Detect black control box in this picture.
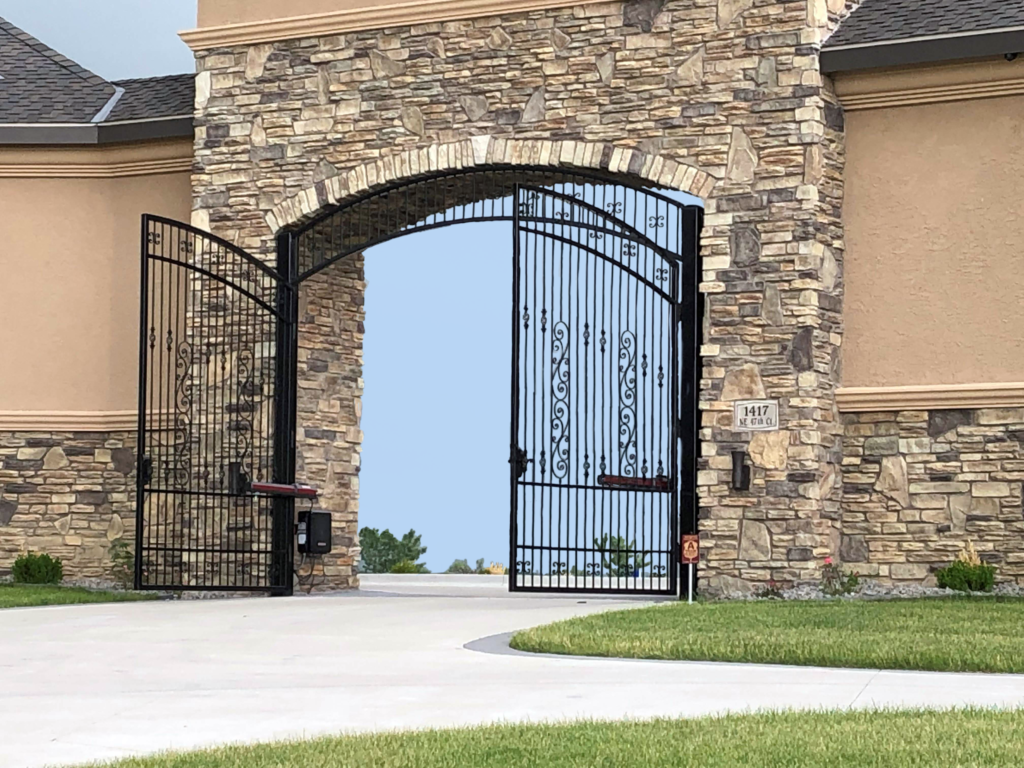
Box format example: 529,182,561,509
297,510,332,555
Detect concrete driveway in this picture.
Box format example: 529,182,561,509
3,576,1024,768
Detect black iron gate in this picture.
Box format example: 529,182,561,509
510,184,699,595
135,215,295,592
137,168,699,597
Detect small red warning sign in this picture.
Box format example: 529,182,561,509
681,535,699,565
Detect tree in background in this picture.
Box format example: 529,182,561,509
445,558,490,574
359,528,429,573
594,534,650,577
445,558,473,574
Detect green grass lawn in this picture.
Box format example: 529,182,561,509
511,597,1024,673
0,583,157,609
97,710,1024,768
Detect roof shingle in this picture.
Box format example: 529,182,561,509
109,74,195,122
0,16,114,123
827,0,1024,48
0,15,193,126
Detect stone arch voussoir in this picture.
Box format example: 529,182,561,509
266,138,715,234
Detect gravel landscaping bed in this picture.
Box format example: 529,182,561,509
735,579,1024,602
733,581,1024,606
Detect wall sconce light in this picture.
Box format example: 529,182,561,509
732,450,751,491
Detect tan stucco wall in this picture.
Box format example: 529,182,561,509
189,0,610,44
0,140,192,414
840,68,1024,388
199,0,392,26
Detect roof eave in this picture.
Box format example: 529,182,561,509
822,28,1024,74
0,115,194,145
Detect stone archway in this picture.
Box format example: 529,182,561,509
265,138,716,233
189,0,851,595
280,159,706,591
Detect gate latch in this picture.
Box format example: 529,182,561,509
510,446,532,479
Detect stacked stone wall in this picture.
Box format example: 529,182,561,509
192,0,856,593
841,409,1024,584
294,256,366,589
0,432,136,580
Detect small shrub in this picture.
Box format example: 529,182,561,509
938,541,995,592
485,562,505,575
937,561,995,592
821,557,859,596
474,558,487,574
390,560,430,574
445,558,473,574
108,538,135,590
12,552,64,584
937,543,995,592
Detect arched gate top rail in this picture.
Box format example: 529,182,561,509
285,166,703,286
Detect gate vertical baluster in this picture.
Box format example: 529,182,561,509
135,216,150,590
671,216,683,597
509,185,522,590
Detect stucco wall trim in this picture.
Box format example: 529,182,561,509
181,0,610,49
0,139,193,178
837,383,1024,413
0,157,193,178
839,77,1024,110
835,57,1024,111
0,411,139,431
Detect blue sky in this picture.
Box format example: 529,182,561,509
2,1,197,80
360,224,513,571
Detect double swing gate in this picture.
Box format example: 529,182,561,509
136,169,701,596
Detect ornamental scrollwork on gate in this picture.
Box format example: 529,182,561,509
618,330,638,477
232,348,257,485
583,323,591,481
170,337,195,489
550,320,570,480
518,191,541,217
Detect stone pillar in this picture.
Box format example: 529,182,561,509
695,17,848,596
294,254,365,589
